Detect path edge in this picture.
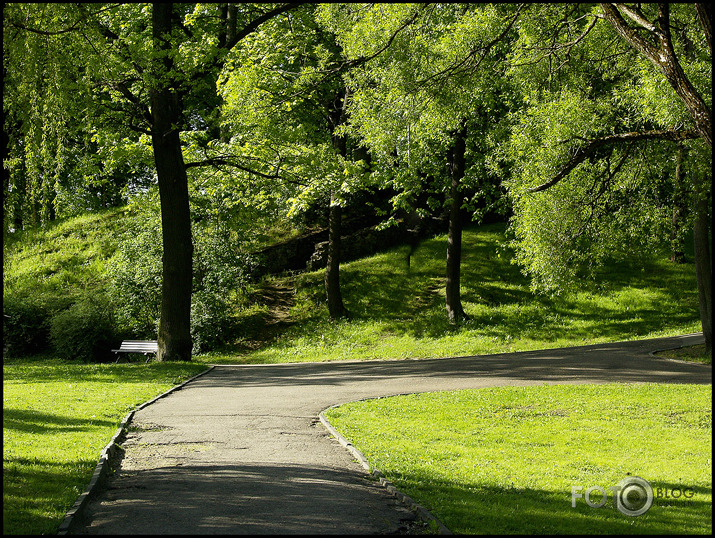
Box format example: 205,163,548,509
648,332,707,362
319,403,453,535
56,365,215,535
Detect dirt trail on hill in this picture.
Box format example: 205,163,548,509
235,279,297,351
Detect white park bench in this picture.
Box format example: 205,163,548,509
112,340,158,363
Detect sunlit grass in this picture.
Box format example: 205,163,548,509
200,223,701,365
324,383,712,534
2,359,209,535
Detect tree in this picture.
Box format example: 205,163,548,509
320,3,521,323
218,4,371,320
5,3,301,360
504,3,711,350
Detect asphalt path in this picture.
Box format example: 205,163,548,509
76,334,711,535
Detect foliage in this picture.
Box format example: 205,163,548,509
2,4,154,230
319,3,519,221
217,3,373,220
49,292,116,362
106,209,163,338
190,217,257,353
325,383,712,534
502,3,711,293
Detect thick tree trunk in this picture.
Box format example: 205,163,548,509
325,192,349,319
151,3,193,361
693,171,712,353
446,127,469,324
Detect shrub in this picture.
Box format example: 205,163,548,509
3,294,54,357
108,209,256,353
49,293,117,362
190,222,256,353
107,212,163,338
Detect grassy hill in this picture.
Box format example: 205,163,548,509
204,221,702,364
3,208,703,363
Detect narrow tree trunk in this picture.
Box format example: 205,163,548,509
151,3,193,361
325,191,349,319
446,127,469,324
693,171,712,353
670,144,687,263
324,88,350,320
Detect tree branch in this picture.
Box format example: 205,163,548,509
600,3,712,147
184,155,306,186
6,4,121,36
528,128,699,193
224,3,306,51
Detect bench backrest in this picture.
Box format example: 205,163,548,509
117,340,158,352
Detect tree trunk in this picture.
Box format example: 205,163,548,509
325,191,349,319
151,3,193,361
325,88,350,320
670,144,687,263
446,127,469,324
693,170,712,353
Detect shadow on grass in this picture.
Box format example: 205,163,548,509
3,456,97,535
3,408,116,433
3,362,209,386
395,476,712,534
333,223,700,343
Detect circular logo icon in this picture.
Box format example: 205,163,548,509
615,476,653,516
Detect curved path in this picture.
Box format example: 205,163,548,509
76,334,710,534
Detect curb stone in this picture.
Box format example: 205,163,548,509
319,404,453,535
648,332,707,361
56,365,215,535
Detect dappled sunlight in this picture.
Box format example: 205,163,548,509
219,223,700,364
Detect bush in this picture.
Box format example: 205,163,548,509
3,295,54,357
108,209,256,353
190,222,255,353
49,294,117,362
106,211,163,339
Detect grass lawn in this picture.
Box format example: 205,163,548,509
3,220,707,535
198,223,702,365
2,358,209,535
655,344,712,365
324,383,712,535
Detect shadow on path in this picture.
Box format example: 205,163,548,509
74,335,711,535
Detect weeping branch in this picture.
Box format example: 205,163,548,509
528,128,699,193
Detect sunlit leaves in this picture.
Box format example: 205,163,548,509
501,3,711,294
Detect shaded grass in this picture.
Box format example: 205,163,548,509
655,344,712,365
324,383,712,535
2,359,209,535
200,223,701,365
